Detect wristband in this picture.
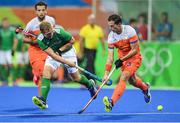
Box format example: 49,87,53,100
105,63,112,71
57,49,62,56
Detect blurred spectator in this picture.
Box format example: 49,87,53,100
0,17,18,85
79,14,105,79
137,13,148,41
119,12,128,25
23,1,56,87
155,12,173,41
14,32,29,84
129,18,139,33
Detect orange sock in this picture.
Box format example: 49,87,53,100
111,80,126,105
133,76,148,91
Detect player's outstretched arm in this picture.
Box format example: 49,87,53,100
121,42,138,61
15,27,38,45
59,38,74,52
23,36,38,45
103,49,114,82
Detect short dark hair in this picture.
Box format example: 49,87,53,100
129,18,137,24
108,14,122,24
2,17,8,22
161,12,168,22
162,12,168,18
162,12,168,17
35,1,47,10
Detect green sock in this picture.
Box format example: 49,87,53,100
11,66,17,81
1,66,8,81
78,74,92,88
21,66,26,78
18,66,25,78
40,78,51,101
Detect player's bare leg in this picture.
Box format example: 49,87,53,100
129,75,151,103
103,71,130,112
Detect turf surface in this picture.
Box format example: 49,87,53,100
0,86,180,122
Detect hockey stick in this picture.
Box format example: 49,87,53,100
76,65,112,86
15,27,37,38
15,27,112,86
78,66,116,114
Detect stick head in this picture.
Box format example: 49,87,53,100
78,110,84,114
106,79,113,86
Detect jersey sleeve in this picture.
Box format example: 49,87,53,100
10,27,16,38
57,28,72,42
24,21,33,32
107,31,115,49
37,34,48,50
51,17,56,27
98,26,104,38
79,26,86,37
167,23,173,33
127,26,138,44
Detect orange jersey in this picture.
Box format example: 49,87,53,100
25,16,55,64
108,25,141,61
28,29,47,64
25,16,55,77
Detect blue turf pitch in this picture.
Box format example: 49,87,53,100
0,86,180,122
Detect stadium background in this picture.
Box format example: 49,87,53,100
1,0,180,122
0,0,179,88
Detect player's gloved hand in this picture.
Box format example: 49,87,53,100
11,50,15,56
15,27,23,34
114,59,123,69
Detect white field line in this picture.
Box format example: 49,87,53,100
0,112,180,117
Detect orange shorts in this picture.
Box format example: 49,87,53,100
121,58,142,76
29,45,47,77
31,60,45,77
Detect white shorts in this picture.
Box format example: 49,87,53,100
0,50,12,65
16,52,29,64
45,47,78,73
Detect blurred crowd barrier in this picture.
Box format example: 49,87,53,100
0,0,180,41
95,0,180,41
0,0,180,87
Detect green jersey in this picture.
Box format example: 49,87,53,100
0,27,16,50
37,28,72,53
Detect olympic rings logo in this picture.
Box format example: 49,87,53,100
138,47,173,76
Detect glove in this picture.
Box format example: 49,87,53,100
114,59,123,69
57,49,62,56
11,50,15,56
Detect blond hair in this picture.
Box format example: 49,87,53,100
39,21,52,33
